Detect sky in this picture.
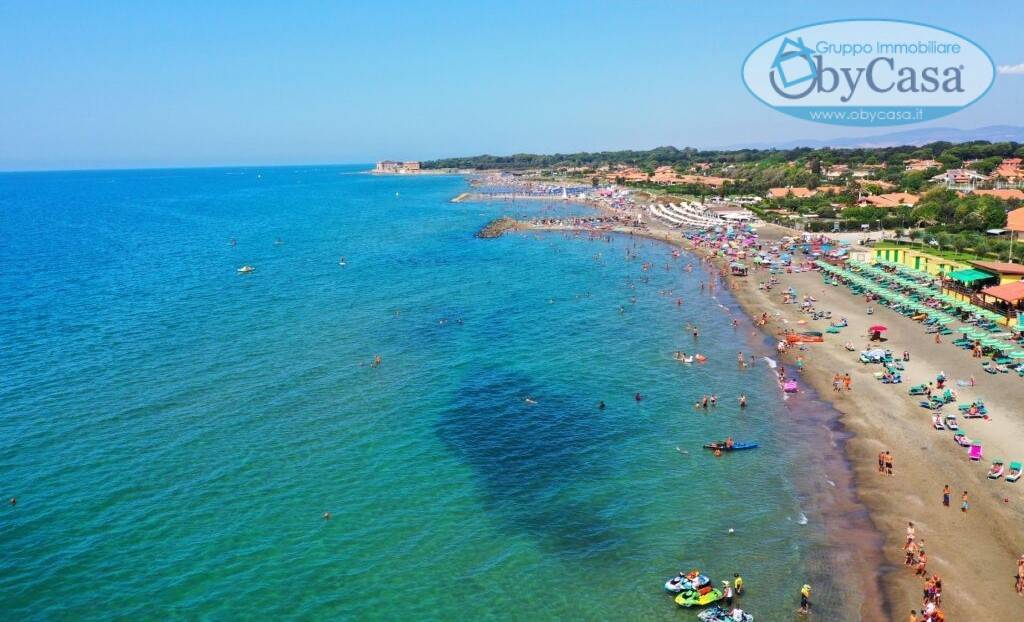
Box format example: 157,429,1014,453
1,1,1023,171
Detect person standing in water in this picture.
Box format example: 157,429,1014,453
799,584,812,613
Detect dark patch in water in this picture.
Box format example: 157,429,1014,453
436,368,621,557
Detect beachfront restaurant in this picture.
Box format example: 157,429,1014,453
976,281,1024,325
941,263,1024,325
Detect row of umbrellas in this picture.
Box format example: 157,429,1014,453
816,260,1024,359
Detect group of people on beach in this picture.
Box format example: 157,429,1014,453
904,522,945,621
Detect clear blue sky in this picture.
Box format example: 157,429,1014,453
2,1,1022,170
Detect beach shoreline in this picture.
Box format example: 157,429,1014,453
480,207,1024,620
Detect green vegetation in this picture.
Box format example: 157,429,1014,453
875,233,1020,264
426,141,1024,236
423,142,1024,174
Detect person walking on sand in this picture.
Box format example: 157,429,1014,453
885,451,894,476
843,373,852,391
833,373,842,392
878,452,886,475
905,522,915,548
942,484,950,507
915,551,928,576
961,490,969,513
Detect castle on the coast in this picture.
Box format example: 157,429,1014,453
374,160,421,174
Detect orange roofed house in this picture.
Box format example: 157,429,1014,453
857,192,920,208
767,187,817,199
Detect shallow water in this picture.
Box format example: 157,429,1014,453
0,167,874,619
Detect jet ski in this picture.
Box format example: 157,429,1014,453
698,605,754,622
664,571,710,593
674,586,724,607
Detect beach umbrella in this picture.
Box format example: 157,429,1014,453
869,325,888,333
1009,350,1024,359
938,317,954,325
958,326,974,334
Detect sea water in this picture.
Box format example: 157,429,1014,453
0,166,874,620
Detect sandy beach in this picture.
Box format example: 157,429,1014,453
510,214,1024,620
725,229,1024,621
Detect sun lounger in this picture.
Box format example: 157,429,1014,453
969,444,983,461
988,459,1004,479
1006,462,1022,483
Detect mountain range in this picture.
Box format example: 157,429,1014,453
727,125,1024,150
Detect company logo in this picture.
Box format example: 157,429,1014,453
742,20,995,126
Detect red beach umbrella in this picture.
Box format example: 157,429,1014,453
869,325,888,333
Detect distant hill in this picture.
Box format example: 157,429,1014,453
730,125,1024,150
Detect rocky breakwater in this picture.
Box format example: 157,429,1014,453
475,217,522,238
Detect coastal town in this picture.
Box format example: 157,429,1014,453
448,141,1024,621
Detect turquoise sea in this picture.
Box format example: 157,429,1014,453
0,166,879,620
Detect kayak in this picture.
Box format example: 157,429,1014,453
703,441,758,451
698,605,753,622
675,587,724,607
664,572,710,593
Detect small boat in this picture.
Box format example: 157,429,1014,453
988,459,1005,479
675,586,724,608
698,606,753,622
665,571,710,593
704,441,758,451
237,265,255,274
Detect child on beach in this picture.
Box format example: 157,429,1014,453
961,491,969,513
942,484,950,507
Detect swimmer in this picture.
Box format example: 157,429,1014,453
9,497,15,506
323,511,331,520
739,394,747,408
598,400,606,410
635,392,643,402
524,396,537,405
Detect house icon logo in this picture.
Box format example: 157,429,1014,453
770,36,817,89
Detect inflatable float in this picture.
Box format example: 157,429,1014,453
782,380,798,393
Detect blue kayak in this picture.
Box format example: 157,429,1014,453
703,441,758,451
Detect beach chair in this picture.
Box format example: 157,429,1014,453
988,459,1005,479
969,444,983,461
908,384,928,396
1006,462,1022,483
